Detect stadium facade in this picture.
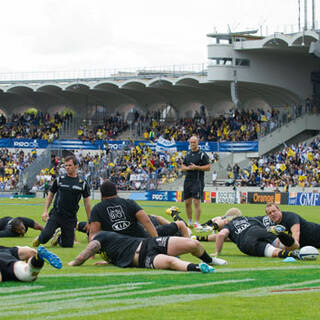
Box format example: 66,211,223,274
0,29,319,122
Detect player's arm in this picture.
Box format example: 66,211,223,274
194,163,211,171
181,163,190,171
0,229,15,237
136,210,158,237
290,223,301,247
213,228,230,257
83,197,91,232
33,221,44,231
89,221,102,241
156,215,170,225
42,191,54,222
68,240,101,266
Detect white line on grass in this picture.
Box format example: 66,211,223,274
0,279,254,317
0,285,44,293
41,265,320,278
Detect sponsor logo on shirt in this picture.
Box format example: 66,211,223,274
112,221,131,231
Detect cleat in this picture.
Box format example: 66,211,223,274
38,246,62,269
291,249,302,260
210,257,228,266
32,236,40,247
165,207,187,225
193,222,201,228
199,262,215,273
51,228,61,246
267,225,286,235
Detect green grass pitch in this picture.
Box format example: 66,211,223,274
0,198,320,320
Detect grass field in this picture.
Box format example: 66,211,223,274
0,198,320,320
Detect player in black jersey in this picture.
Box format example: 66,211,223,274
33,155,91,248
0,216,43,237
0,245,61,282
213,215,301,260
265,203,320,248
181,136,210,227
68,230,227,271
89,180,158,239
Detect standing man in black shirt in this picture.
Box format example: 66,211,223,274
214,216,301,259
0,216,43,237
33,155,91,248
265,203,320,248
181,136,210,228
89,180,158,239
68,230,226,271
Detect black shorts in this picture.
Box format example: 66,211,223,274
157,223,179,237
238,227,277,257
0,251,19,281
138,237,169,269
0,246,19,258
77,221,89,234
183,180,204,200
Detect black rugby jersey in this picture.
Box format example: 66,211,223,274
183,149,209,181
50,175,91,218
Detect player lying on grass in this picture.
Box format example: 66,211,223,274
212,214,303,259
0,245,62,282
0,216,43,237
166,206,239,241
264,203,320,248
68,230,227,273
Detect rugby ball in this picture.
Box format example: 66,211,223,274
299,246,319,261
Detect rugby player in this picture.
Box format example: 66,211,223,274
181,135,210,227
68,231,228,271
0,245,61,282
89,180,158,239
0,216,43,237
265,203,320,248
33,155,91,248
213,215,301,259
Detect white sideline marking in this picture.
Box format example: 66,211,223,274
0,279,254,316
41,265,320,278
0,283,151,306
0,285,44,293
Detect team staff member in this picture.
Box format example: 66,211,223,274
0,245,61,282
33,155,91,248
89,180,158,240
69,230,227,271
0,216,43,237
213,215,300,260
265,203,320,248
181,136,210,228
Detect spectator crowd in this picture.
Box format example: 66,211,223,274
0,111,72,141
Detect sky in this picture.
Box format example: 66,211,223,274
0,0,316,74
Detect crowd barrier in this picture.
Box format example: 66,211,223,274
128,190,320,206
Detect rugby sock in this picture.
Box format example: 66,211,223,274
277,233,295,247
196,235,208,241
31,256,44,268
187,263,201,272
199,251,212,263
201,220,219,230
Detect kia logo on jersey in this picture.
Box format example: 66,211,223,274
112,221,131,231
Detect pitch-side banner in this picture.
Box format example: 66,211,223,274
0,139,258,152
247,192,288,205
288,192,320,206
216,191,240,204
129,191,177,201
